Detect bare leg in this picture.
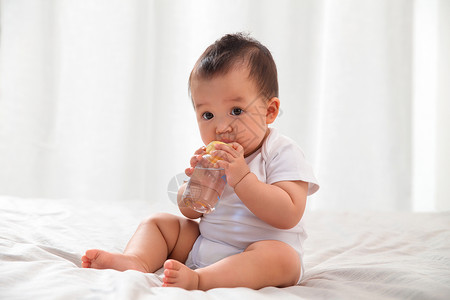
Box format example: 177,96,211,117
82,213,199,273
162,240,301,290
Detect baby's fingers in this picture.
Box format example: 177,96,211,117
215,142,243,158
189,154,203,168
185,167,195,177
194,146,206,155
216,160,229,170
210,150,232,162
228,142,245,156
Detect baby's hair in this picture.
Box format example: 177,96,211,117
189,32,278,100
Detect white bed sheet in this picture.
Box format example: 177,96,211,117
0,195,449,299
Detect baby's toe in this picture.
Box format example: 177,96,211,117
85,249,100,260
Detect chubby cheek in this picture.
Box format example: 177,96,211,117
239,129,268,156
197,123,214,145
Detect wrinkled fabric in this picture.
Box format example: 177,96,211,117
0,196,449,300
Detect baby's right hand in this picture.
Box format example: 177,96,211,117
185,146,206,177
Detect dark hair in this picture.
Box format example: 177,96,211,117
189,33,278,99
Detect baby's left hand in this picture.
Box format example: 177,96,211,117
214,142,250,188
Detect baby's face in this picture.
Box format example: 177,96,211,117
190,67,270,157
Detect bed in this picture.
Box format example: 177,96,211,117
1,195,449,299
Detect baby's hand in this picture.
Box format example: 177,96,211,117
185,146,206,177
214,142,251,188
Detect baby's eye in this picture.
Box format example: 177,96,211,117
231,107,243,116
202,112,214,120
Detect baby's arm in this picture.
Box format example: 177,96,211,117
235,175,308,229
215,142,308,229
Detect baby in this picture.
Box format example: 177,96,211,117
82,33,319,290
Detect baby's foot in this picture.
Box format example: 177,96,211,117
162,259,199,290
81,249,148,272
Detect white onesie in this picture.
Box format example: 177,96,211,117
185,128,319,281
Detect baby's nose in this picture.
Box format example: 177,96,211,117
215,120,233,134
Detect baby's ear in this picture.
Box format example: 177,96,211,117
266,97,280,124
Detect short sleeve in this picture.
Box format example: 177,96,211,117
262,130,319,196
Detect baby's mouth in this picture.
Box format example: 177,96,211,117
216,135,235,144
219,139,234,144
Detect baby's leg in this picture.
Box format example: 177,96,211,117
162,240,301,290
82,213,199,273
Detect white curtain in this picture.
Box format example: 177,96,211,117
0,0,449,212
